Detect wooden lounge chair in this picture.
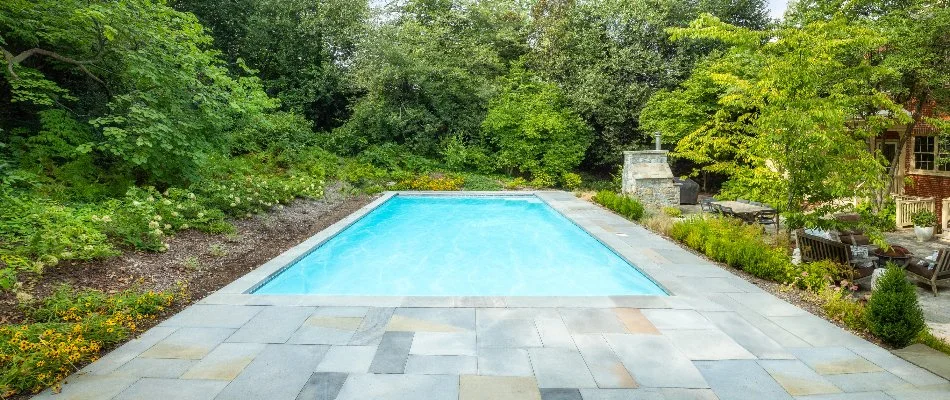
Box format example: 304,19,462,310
906,250,950,296
795,229,877,282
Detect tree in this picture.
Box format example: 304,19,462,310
481,66,592,182
641,15,906,225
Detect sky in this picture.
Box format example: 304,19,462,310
768,0,790,19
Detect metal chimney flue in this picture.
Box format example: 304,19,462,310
654,132,662,151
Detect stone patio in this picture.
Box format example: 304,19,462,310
35,191,950,399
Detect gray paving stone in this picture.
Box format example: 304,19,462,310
770,315,875,348
886,384,950,400
528,348,598,388
726,293,808,317
181,342,266,380
477,318,542,347
789,347,884,375
389,307,475,332
311,306,369,317
289,325,357,345
680,277,746,293
32,374,138,400
227,306,315,343
405,355,477,374
850,346,948,387
457,296,506,307
695,360,793,400
559,309,628,334
702,311,794,359
216,344,329,400
663,329,756,360
605,334,708,388
295,372,348,400
112,357,196,378
758,359,841,396
892,344,950,381
477,347,533,376
573,334,637,389
335,373,459,400
316,345,378,373
159,304,262,328
641,309,713,330
140,327,235,360
824,371,913,392
578,388,718,400
410,331,476,356
792,392,895,400
460,375,541,400
113,378,228,400
477,307,559,321
349,307,395,345
705,294,812,348
83,326,177,375
537,317,576,348
541,388,583,400
369,331,414,373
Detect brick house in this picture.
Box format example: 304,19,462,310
875,101,950,229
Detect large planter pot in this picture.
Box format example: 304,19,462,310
915,225,934,242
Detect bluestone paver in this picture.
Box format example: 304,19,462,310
368,331,414,374
226,306,315,343
824,371,913,392
892,344,950,380
663,329,756,360
294,372,348,400
695,360,793,400
528,348,598,388
180,342,266,380
537,317,576,348
316,345,378,373
726,293,807,317
32,374,138,400
476,347,534,376
335,373,459,400
559,308,627,334
410,331,476,356
477,318,542,347
770,315,875,348
139,327,235,360
540,388,583,400
112,378,228,400
311,306,369,317
111,357,196,378
758,359,841,396
640,309,712,330
789,347,884,375
83,326,177,375
159,304,262,328
405,355,477,374
850,345,947,386
349,307,396,345
613,308,659,335
215,344,329,400
388,307,475,332
289,317,359,345
459,375,541,400
605,334,708,388
573,334,637,389
578,388,719,400
702,311,794,359
792,392,895,400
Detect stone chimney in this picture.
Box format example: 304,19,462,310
621,150,679,206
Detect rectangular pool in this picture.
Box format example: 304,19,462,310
253,195,666,296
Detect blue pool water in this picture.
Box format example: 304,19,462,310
254,195,666,296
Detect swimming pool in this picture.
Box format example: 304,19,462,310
253,194,666,296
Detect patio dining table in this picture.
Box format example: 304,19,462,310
711,200,779,228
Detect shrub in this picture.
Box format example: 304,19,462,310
667,216,791,282
592,191,645,221
460,174,503,191
505,177,528,190
662,206,682,218
396,174,465,191
866,266,926,347
911,209,936,227
789,260,843,293
560,173,582,190
821,286,868,332
1,286,180,395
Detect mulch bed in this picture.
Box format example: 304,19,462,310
0,187,376,325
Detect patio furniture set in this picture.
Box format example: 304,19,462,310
796,227,950,295
701,198,780,230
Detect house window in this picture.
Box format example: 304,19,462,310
914,136,950,171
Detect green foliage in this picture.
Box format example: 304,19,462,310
789,260,844,293
867,266,926,347
482,67,593,180
592,191,645,221
560,173,582,191
911,210,936,227
662,207,683,218
1,285,179,396
856,200,896,232
668,216,791,282
821,286,869,333
460,173,504,191
916,330,950,357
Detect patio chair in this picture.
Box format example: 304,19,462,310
906,250,950,296
700,198,714,213
756,209,779,231
795,229,877,283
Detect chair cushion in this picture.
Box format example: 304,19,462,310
907,259,935,278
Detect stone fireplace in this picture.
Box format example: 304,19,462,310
621,150,679,206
